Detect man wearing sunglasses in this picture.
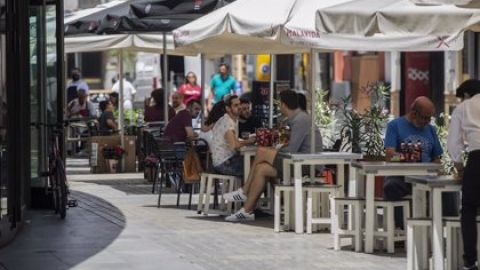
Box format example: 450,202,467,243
383,96,443,228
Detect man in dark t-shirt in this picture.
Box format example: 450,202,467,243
238,98,261,136
164,99,201,143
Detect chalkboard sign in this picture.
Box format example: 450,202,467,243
251,80,290,128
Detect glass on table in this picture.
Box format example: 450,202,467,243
241,132,250,140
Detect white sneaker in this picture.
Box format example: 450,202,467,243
225,208,255,222
223,189,247,202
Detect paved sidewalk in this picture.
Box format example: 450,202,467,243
0,159,406,270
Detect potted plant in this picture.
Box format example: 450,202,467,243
360,81,390,160
337,95,363,153
102,145,126,173
314,89,336,149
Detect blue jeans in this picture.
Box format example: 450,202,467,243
214,155,244,177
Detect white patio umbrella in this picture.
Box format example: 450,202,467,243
316,0,480,39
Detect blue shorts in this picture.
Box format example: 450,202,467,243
214,154,244,177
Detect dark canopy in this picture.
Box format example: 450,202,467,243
65,0,234,36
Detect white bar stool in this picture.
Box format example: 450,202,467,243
197,173,241,216
374,199,410,253
304,184,341,234
333,197,365,252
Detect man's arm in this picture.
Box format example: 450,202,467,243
225,130,254,151
447,107,465,164
281,117,308,153
383,121,399,161
185,127,197,139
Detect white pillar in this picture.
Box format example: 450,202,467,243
162,32,169,123
389,52,401,117
269,55,276,128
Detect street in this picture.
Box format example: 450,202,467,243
0,159,405,270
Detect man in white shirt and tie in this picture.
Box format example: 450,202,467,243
447,79,480,270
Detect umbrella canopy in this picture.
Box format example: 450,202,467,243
64,33,196,55
316,0,480,38
174,0,465,54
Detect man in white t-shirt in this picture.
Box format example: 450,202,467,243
211,95,255,176
67,89,95,118
112,76,137,110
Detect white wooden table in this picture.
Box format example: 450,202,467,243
239,145,258,183
279,152,362,234
405,175,461,270
351,162,442,253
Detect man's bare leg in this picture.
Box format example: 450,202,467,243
243,162,278,213
243,147,277,194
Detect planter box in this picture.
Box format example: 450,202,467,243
89,135,136,173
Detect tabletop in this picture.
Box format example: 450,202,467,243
278,152,362,161
352,161,442,172
405,175,461,187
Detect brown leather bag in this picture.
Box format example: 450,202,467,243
182,148,203,183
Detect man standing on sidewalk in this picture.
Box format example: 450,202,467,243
447,81,480,270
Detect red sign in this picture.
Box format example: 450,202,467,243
403,52,431,113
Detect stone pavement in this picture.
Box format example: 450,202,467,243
0,158,406,270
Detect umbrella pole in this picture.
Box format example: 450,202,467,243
163,32,169,124
310,49,316,177
119,49,125,171
269,54,276,128
200,53,206,123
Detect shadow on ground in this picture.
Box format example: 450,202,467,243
0,191,126,270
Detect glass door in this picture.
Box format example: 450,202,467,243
0,0,8,218
29,4,45,187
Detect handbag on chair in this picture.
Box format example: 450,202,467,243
182,147,203,183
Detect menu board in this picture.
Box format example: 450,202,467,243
251,80,290,128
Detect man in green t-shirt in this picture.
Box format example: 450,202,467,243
208,63,236,110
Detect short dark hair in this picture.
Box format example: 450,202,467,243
205,100,225,126
219,63,230,71
187,99,201,108
297,93,307,111
239,97,250,104
224,95,239,107
279,90,299,110
109,92,119,99
457,79,480,98
99,101,109,112
150,88,165,106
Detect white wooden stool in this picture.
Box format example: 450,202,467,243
274,184,295,232
444,217,462,270
374,199,410,253
443,217,480,270
197,173,241,216
333,197,365,252
406,218,432,270
304,184,341,234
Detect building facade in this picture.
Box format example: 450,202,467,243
0,0,64,246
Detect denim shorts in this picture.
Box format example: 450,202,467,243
214,154,244,177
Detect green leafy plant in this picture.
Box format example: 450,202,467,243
432,113,456,175
360,82,390,158
337,95,363,153
335,81,390,156
314,89,336,148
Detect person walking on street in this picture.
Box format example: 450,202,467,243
178,71,201,105
66,67,89,104
112,74,137,110
208,63,236,110
447,80,480,270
